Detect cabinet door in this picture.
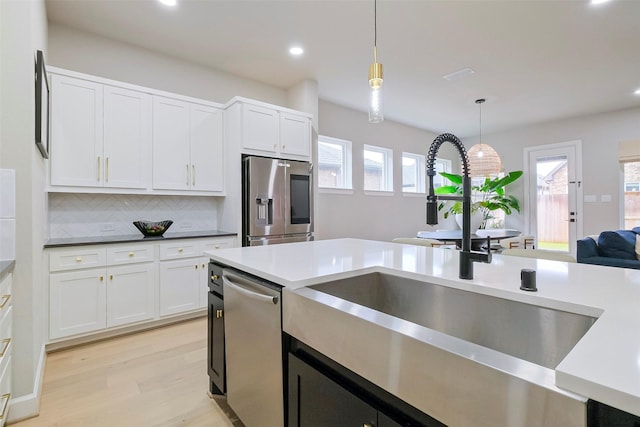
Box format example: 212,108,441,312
207,291,225,394
50,268,106,339
288,354,377,427
152,96,191,190
159,259,201,316
280,112,311,159
50,75,103,187
106,263,155,327
190,104,224,192
103,85,151,189
241,103,279,154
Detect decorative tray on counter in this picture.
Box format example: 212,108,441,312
133,220,173,237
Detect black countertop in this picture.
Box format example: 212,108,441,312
45,230,237,248
0,260,15,280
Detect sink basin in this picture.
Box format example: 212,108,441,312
309,272,597,370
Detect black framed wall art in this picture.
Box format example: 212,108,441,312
35,49,49,159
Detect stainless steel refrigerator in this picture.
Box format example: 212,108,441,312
242,156,314,246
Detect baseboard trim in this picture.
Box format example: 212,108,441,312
7,344,46,423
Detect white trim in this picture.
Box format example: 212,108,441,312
48,66,225,108
363,144,393,192
318,188,354,195
7,344,46,423
402,192,426,198
364,190,394,197
317,135,353,191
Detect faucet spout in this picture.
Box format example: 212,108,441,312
426,133,492,279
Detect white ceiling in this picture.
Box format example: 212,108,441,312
46,0,640,138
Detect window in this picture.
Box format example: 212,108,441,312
623,161,640,229
364,145,393,192
432,158,452,190
317,136,352,190
402,153,425,193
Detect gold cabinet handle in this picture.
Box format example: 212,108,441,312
105,157,109,182
216,309,223,319
214,245,220,249
128,252,134,257
97,156,101,181
0,295,10,309
195,264,198,270
282,144,286,150
0,338,10,357
202,263,205,269
76,256,83,262
211,274,219,281
109,274,113,280
0,393,10,419
192,164,196,186
178,248,184,253
273,143,277,149
99,276,104,282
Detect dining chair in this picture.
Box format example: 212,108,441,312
392,237,448,247
501,248,576,262
499,235,536,250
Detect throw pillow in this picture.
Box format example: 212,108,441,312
633,226,640,235
597,230,637,260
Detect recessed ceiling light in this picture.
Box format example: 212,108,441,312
634,88,640,96
158,0,177,6
289,47,304,56
590,0,612,5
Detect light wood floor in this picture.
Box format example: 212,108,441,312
11,317,243,427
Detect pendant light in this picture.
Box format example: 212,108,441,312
468,98,502,177
368,0,384,123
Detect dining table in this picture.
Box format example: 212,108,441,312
416,229,521,250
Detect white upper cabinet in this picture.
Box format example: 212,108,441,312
152,96,191,191
152,97,224,193
50,75,104,187
242,104,280,154
280,112,311,158
103,85,152,189
231,98,312,161
190,104,224,192
48,68,225,195
50,76,151,189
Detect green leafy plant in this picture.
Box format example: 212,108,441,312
435,171,523,229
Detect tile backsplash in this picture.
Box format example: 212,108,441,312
49,193,220,238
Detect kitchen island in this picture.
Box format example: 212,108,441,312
206,238,640,426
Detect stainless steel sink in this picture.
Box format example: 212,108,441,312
309,272,597,370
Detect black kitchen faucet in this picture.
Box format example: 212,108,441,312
426,133,491,279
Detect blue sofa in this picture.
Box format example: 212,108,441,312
577,227,640,269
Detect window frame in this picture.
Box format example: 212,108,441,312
317,135,353,192
363,144,394,194
401,152,425,194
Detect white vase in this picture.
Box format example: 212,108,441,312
455,211,484,234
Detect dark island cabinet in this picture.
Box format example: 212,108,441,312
207,288,225,394
288,353,427,427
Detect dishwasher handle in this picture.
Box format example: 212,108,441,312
223,274,279,305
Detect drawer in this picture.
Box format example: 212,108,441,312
201,237,235,252
50,247,107,272
0,307,10,372
208,263,224,295
0,355,10,427
107,244,154,265
159,241,199,260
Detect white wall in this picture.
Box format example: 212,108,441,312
317,101,459,242
473,106,640,235
48,23,287,107
0,0,48,420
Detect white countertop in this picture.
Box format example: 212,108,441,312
206,238,640,417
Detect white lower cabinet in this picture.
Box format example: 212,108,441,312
159,258,201,316
159,237,235,314
0,272,12,427
48,236,235,342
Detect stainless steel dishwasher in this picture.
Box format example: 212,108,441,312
222,268,283,427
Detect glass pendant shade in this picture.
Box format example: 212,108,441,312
369,85,383,123
468,143,502,177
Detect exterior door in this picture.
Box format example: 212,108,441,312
525,141,583,256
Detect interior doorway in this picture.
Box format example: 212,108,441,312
524,141,583,257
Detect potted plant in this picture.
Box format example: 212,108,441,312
435,170,523,230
